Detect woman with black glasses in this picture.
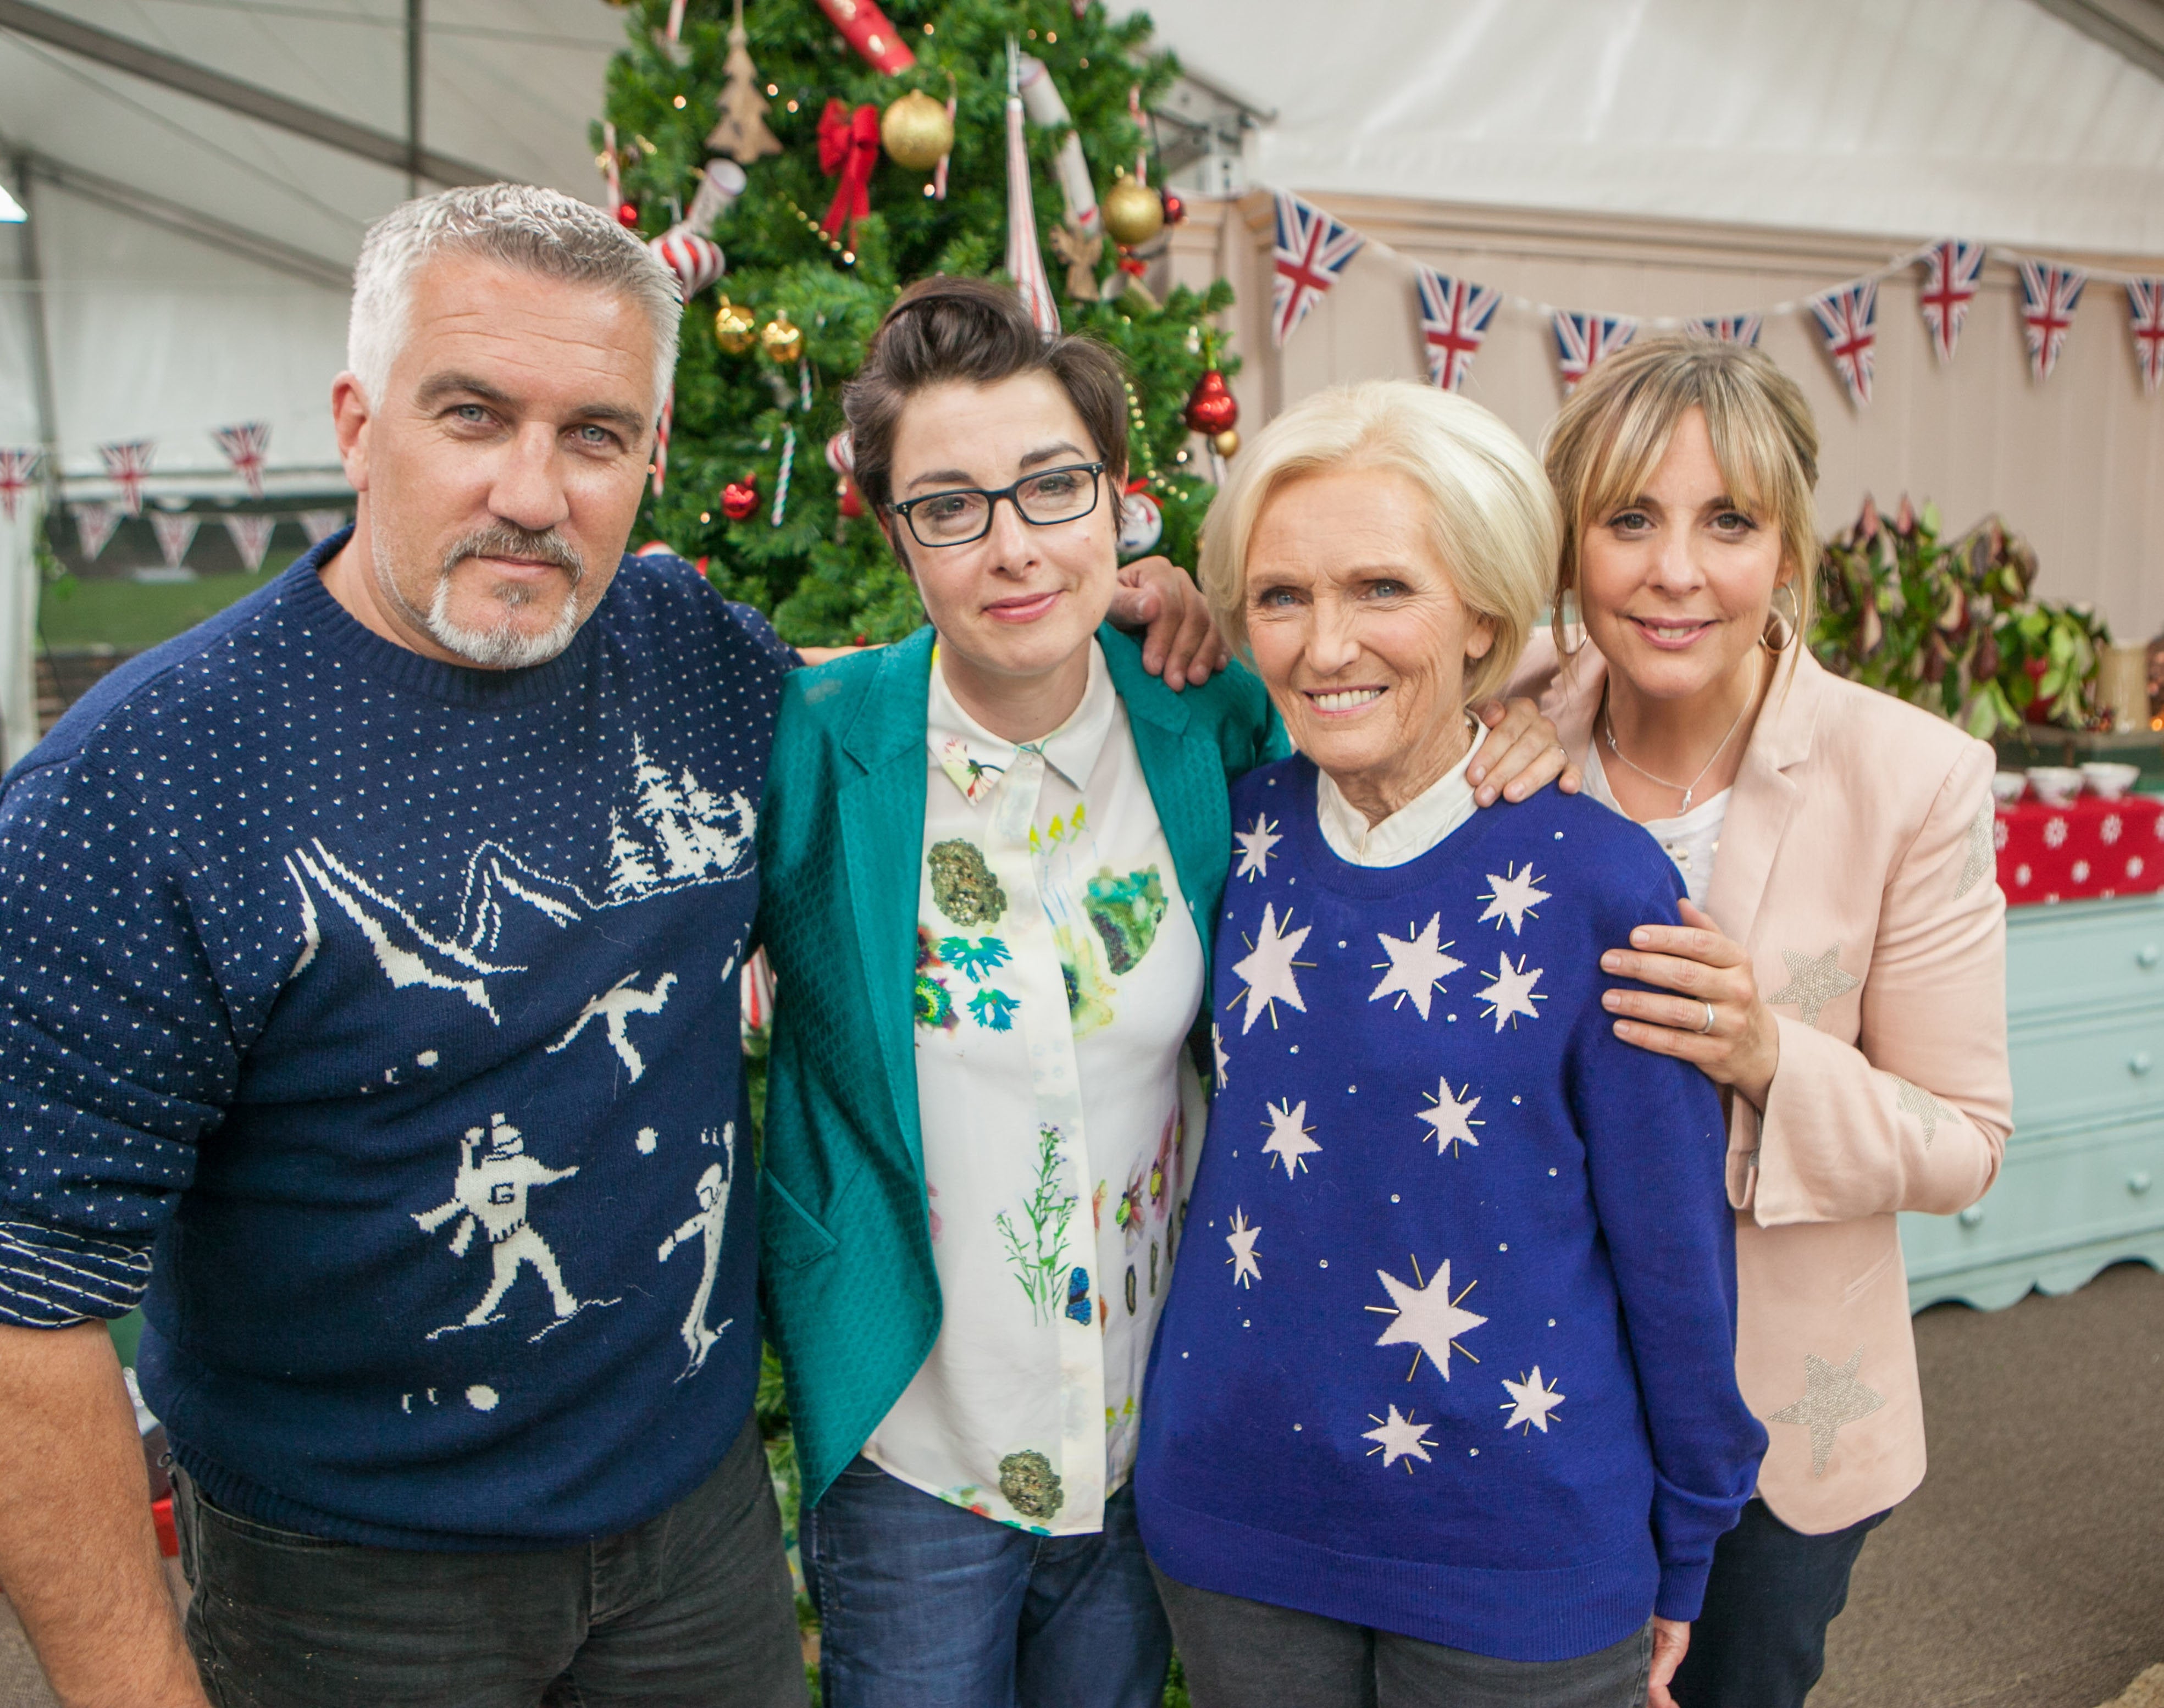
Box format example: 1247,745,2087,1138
751,275,1285,1707
753,276,1570,1705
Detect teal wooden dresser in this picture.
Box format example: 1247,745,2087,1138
1901,891,2164,1310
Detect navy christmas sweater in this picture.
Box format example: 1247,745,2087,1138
0,534,790,1548
1135,755,1764,1661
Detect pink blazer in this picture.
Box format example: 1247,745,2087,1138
1513,634,2011,1533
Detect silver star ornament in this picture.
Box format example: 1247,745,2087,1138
1894,1077,1951,1148
1766,945,1859,1028
1767,1345,1885,1477
1955,801,1995,899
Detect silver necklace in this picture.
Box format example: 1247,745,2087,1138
1601,669,1758,814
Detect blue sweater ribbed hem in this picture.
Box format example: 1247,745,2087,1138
1141,1490,1658,1662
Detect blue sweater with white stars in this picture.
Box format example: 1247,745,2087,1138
0,534,790,1549
1135,755,1764,1662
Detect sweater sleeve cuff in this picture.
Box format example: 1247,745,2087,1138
1654,1557,1714,1624
0,1218,154,1328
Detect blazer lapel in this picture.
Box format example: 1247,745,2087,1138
1706,647,1822,948
839,629,936,1172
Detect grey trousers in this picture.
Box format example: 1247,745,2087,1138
1152,1566,1653,1708
174,1413,806,1708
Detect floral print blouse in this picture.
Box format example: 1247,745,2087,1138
862,641,1206,1535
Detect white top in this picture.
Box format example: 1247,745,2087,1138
866,641,1206,1535
1582,742,1730,908
1310,720,1492,868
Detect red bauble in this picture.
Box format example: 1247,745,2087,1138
721,477,760,520
1161,190,1186,225
616,201,640,228
837,473,865,519
1183,368,1239,436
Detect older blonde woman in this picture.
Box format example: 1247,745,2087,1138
1133,380,1763,1708
1515,335,2011,1708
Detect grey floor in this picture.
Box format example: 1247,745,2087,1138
3,1263,2160,1708
1814,1258,2164,1708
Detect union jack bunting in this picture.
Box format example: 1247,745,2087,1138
212,422,272,498
1271,191,1365,348
72,502,119,562
151,511,199,570
222,513,278,573
1414,268,1501,392
298,509,350,546
1917,241,1984,364
0,448,40,523
2128,281,2164,395
1549,312,1636,393
98,439,154,515
2018,260,2086,382
1808,280,1879,409
1693,315,1762,346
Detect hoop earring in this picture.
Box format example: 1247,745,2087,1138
1761,582,1800,654
1555,586,1589,658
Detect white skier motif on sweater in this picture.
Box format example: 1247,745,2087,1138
414,1114,585,1338
549,971,677,1080
657,1124,737,1379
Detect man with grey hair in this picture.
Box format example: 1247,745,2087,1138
0,181,1221,1707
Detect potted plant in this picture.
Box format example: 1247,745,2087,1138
1811,497,2107,740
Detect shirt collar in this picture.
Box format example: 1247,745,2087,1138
927,638,1116,802
1315,719,1490,868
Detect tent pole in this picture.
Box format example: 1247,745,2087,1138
24,151,348,290
0,0,496,186
5,153,56,768
405,0,423,198
9,154,60,509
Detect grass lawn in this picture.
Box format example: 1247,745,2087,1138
39,561,298,653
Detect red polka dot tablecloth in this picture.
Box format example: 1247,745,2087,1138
1995,794,2164,906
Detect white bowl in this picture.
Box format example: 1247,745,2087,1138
1990,772,2029,805
2027,766,2085,806
2080,762,2141,800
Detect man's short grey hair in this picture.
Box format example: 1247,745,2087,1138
347,182,683,419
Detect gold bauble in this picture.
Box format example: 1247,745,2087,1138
881,89,953,173
1101,176,1165,249
1212,427,1240,458
713,296,756,355
759,310,804,364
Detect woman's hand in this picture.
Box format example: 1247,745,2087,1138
1108,556,1230,689
1647,1617,1690,1708
1466,697,1580,806
1601,900,1779,1109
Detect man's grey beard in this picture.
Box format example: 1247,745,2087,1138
373,524,587,669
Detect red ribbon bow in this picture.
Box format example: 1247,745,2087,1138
818,99,881,239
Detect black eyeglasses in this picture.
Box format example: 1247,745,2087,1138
887,462,1107,548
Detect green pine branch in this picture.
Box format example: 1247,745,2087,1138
599,0,1239,645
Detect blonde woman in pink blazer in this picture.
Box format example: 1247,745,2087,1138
1509,335,2011,1708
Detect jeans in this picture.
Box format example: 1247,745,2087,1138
1672,1497,1889,1708
1151,1566,1653,1708
801,1457,1171,1708
173,1412,806,1708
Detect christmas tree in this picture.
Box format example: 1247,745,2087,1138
597,0,1237,646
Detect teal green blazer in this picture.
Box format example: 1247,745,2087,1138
755,624,1284,1507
